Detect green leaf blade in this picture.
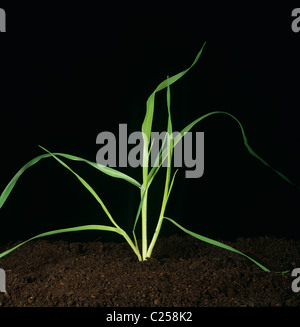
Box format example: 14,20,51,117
0,153,51,210
173,111,300,190
56,152,141,188
141,42,206,144
39,147,120,229
0,150,141,212
0,225,122,259
164,217,272,272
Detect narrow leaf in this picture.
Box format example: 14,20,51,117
173,111,300,189
0,225,122,259
0,150,141,211
164,217,272,272
167,169,179,201
141,42,206,144
39,147,121,229
54,151,141,188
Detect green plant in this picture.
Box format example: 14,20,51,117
0,43,298,273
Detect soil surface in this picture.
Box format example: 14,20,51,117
0,234,300,307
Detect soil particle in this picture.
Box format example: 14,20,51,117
0,235,300,307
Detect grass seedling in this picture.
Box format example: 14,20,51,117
0,43,298,273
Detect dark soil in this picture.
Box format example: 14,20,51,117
0,234,300,307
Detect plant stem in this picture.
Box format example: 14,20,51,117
141,137,149,261
120,229,142,261
146,162,171,258
141,187,148,260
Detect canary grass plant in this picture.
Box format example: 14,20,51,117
0,43,298,273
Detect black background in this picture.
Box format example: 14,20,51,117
1,2,300,246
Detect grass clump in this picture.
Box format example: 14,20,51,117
0,43,298,273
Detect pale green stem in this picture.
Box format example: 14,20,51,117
141,187,148,260
120,229,142,261
146,162,171,258
141,137,149,261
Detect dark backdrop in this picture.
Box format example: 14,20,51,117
1,3,300,245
